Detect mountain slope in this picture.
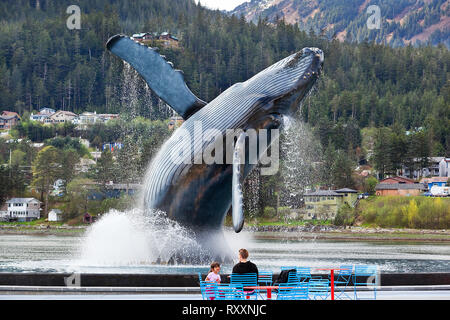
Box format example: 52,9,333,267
231,0,450,47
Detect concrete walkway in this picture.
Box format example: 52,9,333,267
0,291,449,300
0,286,449,300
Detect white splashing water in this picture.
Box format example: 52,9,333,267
280,116,322,206
78,208,202,266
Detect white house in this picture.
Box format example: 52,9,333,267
73,112,119,129
39,107,56,115
75,158,96,173
29,107,55,122
48,209,63,222
50,111,77,123
401,157,447,179
5,198,41,222
51,179,65,196
29,113,50,122
439,158,450,178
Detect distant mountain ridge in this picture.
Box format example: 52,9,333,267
230,0,450,47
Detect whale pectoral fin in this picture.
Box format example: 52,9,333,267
106,34,206,119
232,132,246,233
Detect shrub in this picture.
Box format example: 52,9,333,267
334,204,355,226
263,206,276,218
358,196,450,229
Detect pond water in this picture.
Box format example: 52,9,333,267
0,233,449,274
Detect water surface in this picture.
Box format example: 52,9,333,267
0,233,449,274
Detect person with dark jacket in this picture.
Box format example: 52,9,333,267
232,248,258,277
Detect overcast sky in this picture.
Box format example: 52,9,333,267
196,0,250,11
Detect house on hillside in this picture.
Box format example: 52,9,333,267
335,188,359,206
130,31,180,48
48,209,63,222
5,198,41,222
401,157,447,179
0,111,20,130
75,158,96,174
375,183,426,196
379,176,416,184
303,188,358,220
50,110,77,123
1,111,20,118
421,177,448,190
98,114,119,122
73,112,118,129
30,107,55,122
439,158,450,178
39,107,56,115
132,32,153,42
157,32,179,48
30,113,50,122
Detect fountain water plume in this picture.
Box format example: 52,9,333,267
78,208,205,266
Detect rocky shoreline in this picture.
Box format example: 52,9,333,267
0,224,87,236
0,223,449,241
230,225,450,242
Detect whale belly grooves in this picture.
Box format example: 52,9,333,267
144,51,316,212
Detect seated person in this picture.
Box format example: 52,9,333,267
232,248,258,277
205,261,221,283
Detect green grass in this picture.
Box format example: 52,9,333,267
0,218,48,226
244,219,333,227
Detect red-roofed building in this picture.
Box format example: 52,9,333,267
0,111,20,129
379,176,415,184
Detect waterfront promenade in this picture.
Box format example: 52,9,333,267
0,288,449,300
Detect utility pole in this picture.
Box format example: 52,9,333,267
9,149,11,179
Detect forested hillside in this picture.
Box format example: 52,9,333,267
231,0,450,47
0,0,449,154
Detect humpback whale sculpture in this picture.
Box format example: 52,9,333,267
106,34,323,262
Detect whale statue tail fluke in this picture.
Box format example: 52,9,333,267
106,34,206,119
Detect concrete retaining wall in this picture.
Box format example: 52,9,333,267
0,273,449,287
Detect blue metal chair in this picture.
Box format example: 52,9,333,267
199,280,218,300
230,273,258,300
277,282,309,300
333,265,353,300
308,279,330,300
287,270,300,284
258,270,274,299
258,271,273,286
280,266,298,271
215,284,245,300
297,267,322,282
296,267,313,282
353,265,378,300
280,266,300,284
